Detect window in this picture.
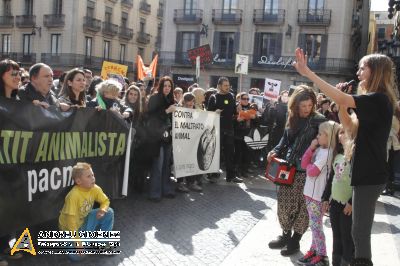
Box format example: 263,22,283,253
3,0,12,16
219,32,235,60
103,40,110,60
2,34,11,53
377,28,386,39
260,33,277,58
184,0,197,14
105,7,112,23
85,36,92,57
139,18,146,32
305,34,322,60
182,32,196,52
51,34,61,55
263,0,278,13
223,0,237,13
120,44,125,63
138,47,144,58
87,0,95,17
54,0,62,14
308,0,324,10
23,34,32,55
121,12,128,28
25,0,33,15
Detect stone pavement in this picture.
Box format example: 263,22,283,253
6,173,400,266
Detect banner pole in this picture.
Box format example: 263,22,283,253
239,73,242,93
122,122,134,197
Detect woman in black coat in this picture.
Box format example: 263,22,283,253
146,76,176,201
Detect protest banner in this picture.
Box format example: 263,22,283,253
0,98,129,235
101,61,128,80
187,44,213,66
172,107,220,178
235,54,249,75
263,78,281,100
248,94,264,110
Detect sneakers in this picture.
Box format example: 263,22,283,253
177,183,189,193
188,183,203,192
297,250,316,265
305,255,329,266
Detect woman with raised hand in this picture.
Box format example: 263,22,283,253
293,48,397,266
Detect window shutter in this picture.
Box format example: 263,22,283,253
213,31,220,55
298,33,306,50
233,32,240,54
253,32,261,63
275,33,283,57
320,34,328,58
176,31,183,52
195,32,200,47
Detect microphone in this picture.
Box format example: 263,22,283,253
341,80,357,94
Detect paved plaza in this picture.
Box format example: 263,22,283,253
7,173,400,266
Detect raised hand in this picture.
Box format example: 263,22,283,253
292,48,310,77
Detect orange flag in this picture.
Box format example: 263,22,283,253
137,54,158,81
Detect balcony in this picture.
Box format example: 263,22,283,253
297,9,331,26
83,16,101,32
121,0,133,8
253,9,285,25
0,16,14,28
0,52,36,65
15,15,36,28
40,53,134,71
43,14,65,28
212,9,242,25
137,32,150,44
139,1,151,14
102,21,119,37
174,9,202,24
119,26,134,40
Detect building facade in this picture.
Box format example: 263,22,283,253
159,0,369,92
0,0,163,78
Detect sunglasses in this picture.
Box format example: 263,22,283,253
10,70,22,77
241,98,249,100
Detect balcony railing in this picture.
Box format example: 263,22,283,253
212,9,243,25
0,52,36,65
102,21,119,36
119,26,134,40
139,1,151,14
0,16,14,27
15,15,36,28
137,32,150,44
159,51,354,74
43,14,65,27
174,9,203,24
40,53,134,71
297,9,331,26
253,9,285,25
83,16,101,32
121,0,133,8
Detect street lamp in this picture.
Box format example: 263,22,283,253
31,25,41,37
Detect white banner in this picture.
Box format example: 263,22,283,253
263,78,281,100
172,107,220,178
235,54,249,75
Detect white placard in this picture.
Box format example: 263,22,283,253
172,107,220,178
263,78,281,100
235,54,249,75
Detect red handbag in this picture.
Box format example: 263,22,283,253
265,157,296,185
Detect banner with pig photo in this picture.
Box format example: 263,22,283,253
263,78,281,101
172,107,220,178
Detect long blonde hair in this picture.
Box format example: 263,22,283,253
359,54,398,108
343,112,359,161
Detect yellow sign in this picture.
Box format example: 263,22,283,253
101,61,128,80
11,228,36,256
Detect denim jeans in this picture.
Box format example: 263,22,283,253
149,144,175,199
67,208,114,261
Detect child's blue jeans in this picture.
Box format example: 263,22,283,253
68,208,114,261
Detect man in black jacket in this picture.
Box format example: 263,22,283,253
207,77,242,183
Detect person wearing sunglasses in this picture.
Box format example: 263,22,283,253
0,59,21,99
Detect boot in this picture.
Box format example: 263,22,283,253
350,258,373,266
268,230,292,249
280,232,302,256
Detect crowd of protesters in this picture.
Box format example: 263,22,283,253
1,55,400,266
